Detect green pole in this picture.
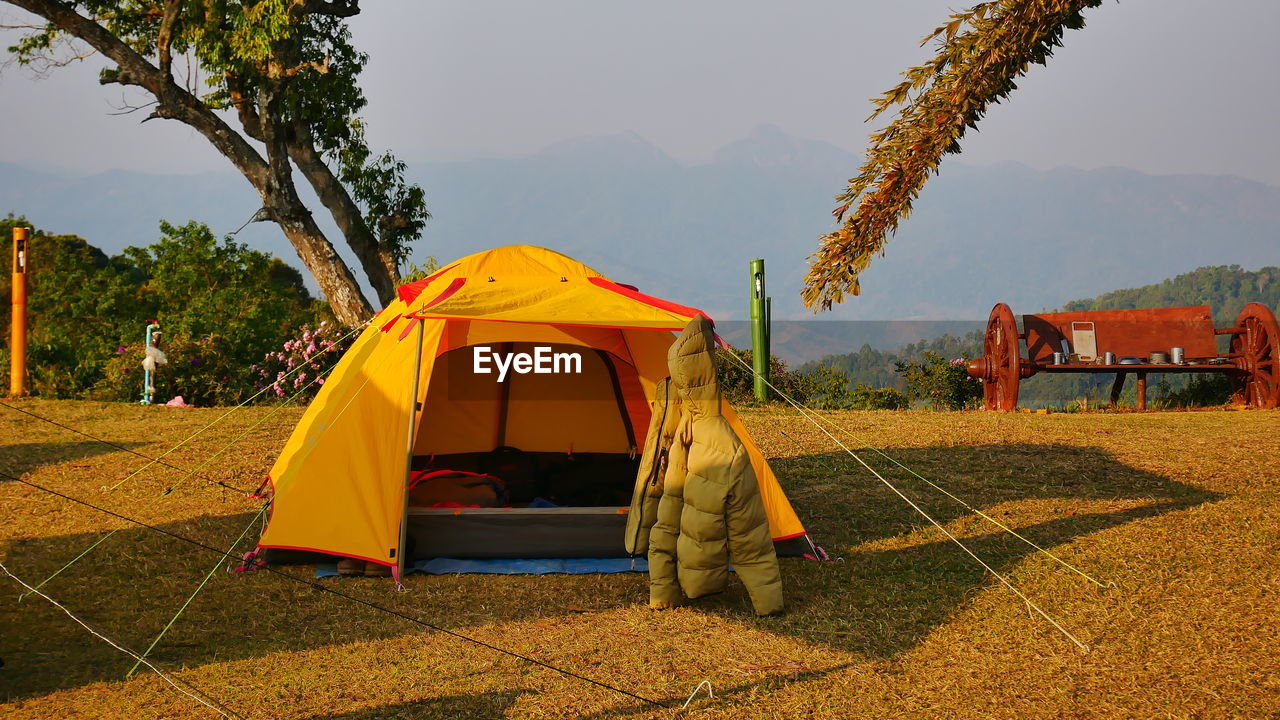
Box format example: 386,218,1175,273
749,258,770,401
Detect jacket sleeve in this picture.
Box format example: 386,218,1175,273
724,445,783,616
647,423,690,609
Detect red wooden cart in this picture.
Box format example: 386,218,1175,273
966,302,1279,411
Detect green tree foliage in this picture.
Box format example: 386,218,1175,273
1,215,143,395
1061,265,1280,327
120,220,320,362
2,216,325,402
1152,374,1233,410
399,258,442,284
5,0,428,325
803,0,1103,311
847,384,910,410
714,347,903,410
894,351,984,410
812,333,984,392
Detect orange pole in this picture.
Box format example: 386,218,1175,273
10,226,28,397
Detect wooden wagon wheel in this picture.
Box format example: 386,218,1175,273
1230,302,1279,409
981,303,1021,411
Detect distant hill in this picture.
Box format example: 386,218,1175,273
810,265,1280,407
3,125,1277,322
716,320,985,366
1060,265,1280,325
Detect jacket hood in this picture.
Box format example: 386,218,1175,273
668,315,720,417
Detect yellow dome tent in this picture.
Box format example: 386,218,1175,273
257,245,807,575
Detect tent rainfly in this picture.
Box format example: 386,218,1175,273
257,245,808,575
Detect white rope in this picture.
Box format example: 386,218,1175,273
105,319,371,492
719,349,1090,652
682,679,715,708
785,404,1111,588
21,346,353,598
126,505,270,678
0,562,243,719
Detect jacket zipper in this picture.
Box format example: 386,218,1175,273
629,385,670,556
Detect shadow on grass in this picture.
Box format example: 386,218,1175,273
0,443,1220,703
303,691,525,719
566,663,862,719
0,441,140,478
707,442,1222,658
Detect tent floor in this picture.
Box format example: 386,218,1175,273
407,450,638,558
406,506,630,560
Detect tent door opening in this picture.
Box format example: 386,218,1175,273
405,341,648,559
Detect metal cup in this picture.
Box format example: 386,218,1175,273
1171,347,1184,365
1104,352,1115,365
1053,352,1065,365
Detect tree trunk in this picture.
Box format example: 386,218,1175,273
8,0,377,327
287,121,398,307
275,211,372,327
377,246,400,285
258,84,374,326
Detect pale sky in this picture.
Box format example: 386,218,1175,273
2,0,1279,186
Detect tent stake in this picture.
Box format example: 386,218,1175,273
397,318,425,580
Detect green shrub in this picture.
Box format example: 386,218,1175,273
847,383,910,410
94,336,255,406
716,347,871,409
2,215,328,402
894,351,983,410
399,258,441,283
1154,373,1234,409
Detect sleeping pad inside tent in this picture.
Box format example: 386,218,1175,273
256,245,808,572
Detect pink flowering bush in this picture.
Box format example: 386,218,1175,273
252,322,355,400
893,352,983,410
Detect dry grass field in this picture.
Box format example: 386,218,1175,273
1,399,1277,719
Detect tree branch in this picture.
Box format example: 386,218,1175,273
303,0,360,18
225,73,263,141
286,116,397,305
8,0,273,189
802,0,1102,312
156,0,181,77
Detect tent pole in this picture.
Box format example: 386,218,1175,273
396,319,425,581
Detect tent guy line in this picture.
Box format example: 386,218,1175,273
717,347,1092,652
0,561,245,719
791,406,1112,588
103,320,371,493
724,345,1109,586
125,503,271,678
0,471,672,711
14,350,346,599
0,400,250,494
772,409,1110,588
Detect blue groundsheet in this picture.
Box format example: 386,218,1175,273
316,557,646,577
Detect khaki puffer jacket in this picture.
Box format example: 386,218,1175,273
625,377,682,556
644,315,783,616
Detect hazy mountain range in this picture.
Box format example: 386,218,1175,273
3,124,1277,321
